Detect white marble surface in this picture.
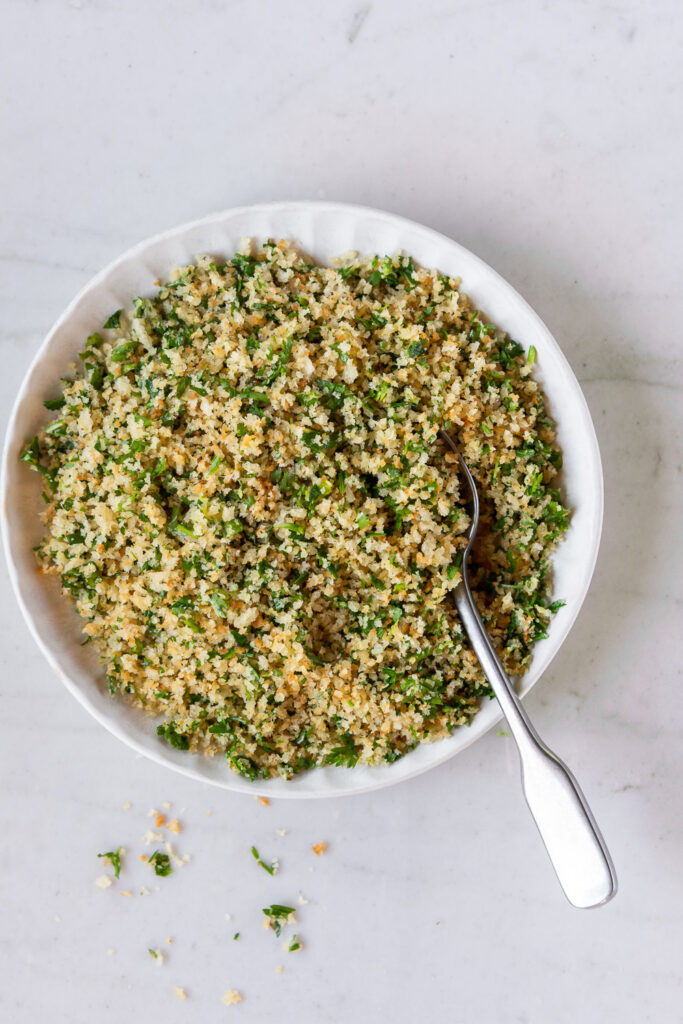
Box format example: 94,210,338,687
1,1,681,1021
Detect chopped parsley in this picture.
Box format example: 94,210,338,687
251,845,278,875
104,310,123,329
262,904,295,937
148,851,172,877
97,847,123,878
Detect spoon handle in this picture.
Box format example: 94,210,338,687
454,579,617,909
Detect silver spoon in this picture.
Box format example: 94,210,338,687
439,429,617,908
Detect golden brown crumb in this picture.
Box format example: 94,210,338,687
120,890,133,898
258,797,270,806
155,813,166,828
166,818,181,834
174,987,187,1000
222,990,243,1006
312,842,327,856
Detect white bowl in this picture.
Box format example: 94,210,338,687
1,202,603,798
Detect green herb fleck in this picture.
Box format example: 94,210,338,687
251,846,278,876
97,846,123,878
262,904,295,937
148,851,172,877
104,310,123,329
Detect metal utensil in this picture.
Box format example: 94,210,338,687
439,429,617,908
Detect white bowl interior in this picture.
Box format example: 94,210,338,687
1,202,603,797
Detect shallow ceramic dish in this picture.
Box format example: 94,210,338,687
1,201,603,797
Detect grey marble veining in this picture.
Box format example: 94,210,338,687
1,1,681,1022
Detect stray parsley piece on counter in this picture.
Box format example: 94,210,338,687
104,310,123,329
148,850,172,877
97,846,123,878
251,845,278,876
233,932,240,941
262,904,295,937
288,935,302,952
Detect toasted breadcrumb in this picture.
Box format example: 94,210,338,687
174,987,187,1000
222,990,243,1006
258,797,270,806
166,818,182,834
312,842,327,856
165,841,190,866
142,830,163,846
120,890,133,898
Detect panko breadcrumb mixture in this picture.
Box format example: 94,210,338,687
23,241,568,780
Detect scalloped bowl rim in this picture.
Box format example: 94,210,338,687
1,201,603,798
